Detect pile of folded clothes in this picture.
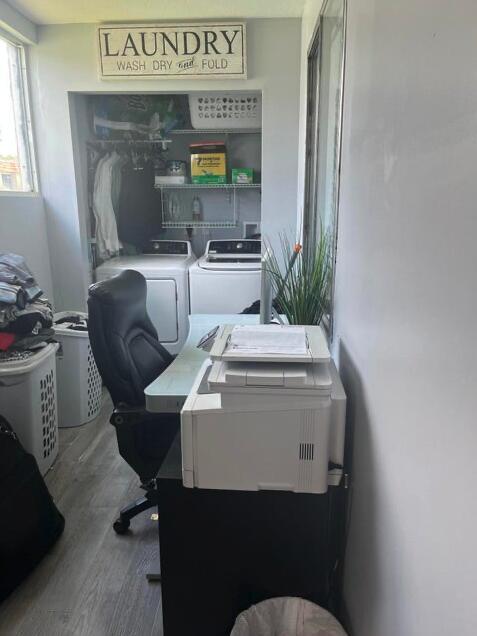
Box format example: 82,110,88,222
0,252,55,362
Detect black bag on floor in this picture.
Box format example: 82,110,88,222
0,415,65,603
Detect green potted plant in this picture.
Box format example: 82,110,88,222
265,228,332,326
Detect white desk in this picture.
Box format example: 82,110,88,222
145,313,259,413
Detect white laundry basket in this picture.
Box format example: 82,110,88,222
0,343,59,475
189,92,262,129
54,312,102,428
230,597,347,636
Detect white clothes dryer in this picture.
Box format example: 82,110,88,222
95,240,196,355
189,240,261,314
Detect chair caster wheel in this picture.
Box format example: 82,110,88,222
113,518,130,535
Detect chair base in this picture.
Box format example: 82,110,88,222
113,486,158,535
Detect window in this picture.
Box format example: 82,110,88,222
0,36,36,192
303,0,346,337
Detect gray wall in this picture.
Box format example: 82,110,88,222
0,194,53,300
28,18,302,310
0,0,37,43
333,0,477,634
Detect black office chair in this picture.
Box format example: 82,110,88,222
88,269,179,535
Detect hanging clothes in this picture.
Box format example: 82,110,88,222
92,151,123,260
117,158,162,252
111,153,128,217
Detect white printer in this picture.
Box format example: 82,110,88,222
181,324,346,494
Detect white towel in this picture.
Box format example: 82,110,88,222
92,151,122,260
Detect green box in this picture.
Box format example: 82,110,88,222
232,168,253,184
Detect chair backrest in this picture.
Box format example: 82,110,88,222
88,269,173,407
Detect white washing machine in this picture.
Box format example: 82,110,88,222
189,239,261,314
95,240,196,355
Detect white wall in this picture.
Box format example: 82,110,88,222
333,1,477,634
0,194,54,300
27,19,301,310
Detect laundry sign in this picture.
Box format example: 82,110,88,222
97,23,247,79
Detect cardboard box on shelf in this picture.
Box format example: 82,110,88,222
190,142,227,184
232,168,254,184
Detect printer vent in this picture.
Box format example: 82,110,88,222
299,442,315,461
298,410,317,491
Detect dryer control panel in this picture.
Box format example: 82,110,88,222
146,240,191,256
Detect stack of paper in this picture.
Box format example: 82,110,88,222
228,325,307,355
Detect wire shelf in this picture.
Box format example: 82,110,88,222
87,139,167,145
170,128,261,135
162,221,237,229
159,181,259,228
155,183,261,190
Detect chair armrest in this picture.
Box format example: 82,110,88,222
110,405,148,427
110,405,178,426
110,405,180,483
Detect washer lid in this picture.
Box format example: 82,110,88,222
198,255,261,271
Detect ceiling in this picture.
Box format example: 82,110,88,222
6,0,307,25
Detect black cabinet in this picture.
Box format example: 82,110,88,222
157,444,346,636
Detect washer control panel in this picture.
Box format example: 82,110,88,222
207,240,261,257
